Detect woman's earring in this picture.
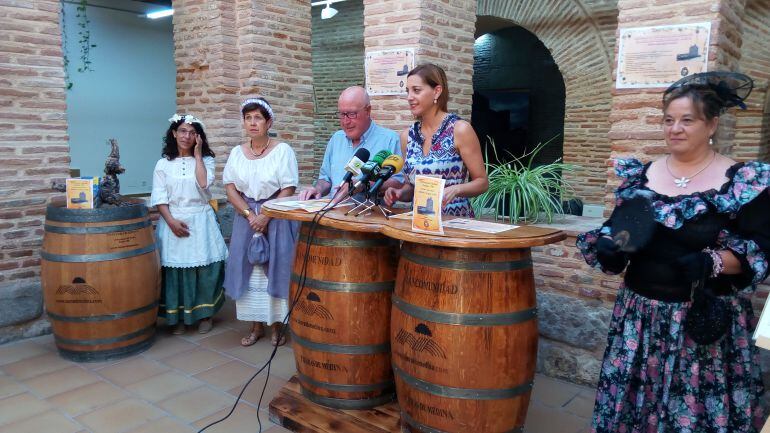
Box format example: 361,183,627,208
709,137,714,145
433,98,437,105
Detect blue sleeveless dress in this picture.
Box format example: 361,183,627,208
404,113,473,217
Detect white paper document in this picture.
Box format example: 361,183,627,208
268,199,331,212
442,218,519,234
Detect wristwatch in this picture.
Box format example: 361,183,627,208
241,208,251,217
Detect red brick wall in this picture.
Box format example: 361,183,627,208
734,0,770,161
0,0,69,287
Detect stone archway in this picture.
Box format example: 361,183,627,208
477,0,618,207
472,24,566,167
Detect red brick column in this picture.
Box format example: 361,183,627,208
235,0,314,183
0,1,69,291
172,0,241,183
363,0,477,132
173,0,314,185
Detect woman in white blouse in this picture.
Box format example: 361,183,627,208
150,114,228,335
223,97,299,347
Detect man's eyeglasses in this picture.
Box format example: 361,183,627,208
335,111,361,120
335,106,369,120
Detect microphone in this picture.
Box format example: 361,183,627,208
337,148,370,189
368,155,404,196
352,150,391,189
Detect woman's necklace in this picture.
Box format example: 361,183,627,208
249,138,270,158
665,151,716,188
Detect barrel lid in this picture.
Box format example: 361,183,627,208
46,204,148,222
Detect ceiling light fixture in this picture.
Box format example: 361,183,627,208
321,1,338,20
311,0,344,19
146,9,173,19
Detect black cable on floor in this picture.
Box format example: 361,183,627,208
198,196,339,433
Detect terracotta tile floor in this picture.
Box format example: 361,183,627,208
0,300,596,433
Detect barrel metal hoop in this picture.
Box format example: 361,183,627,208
300,386,395,410
46,205,148,222
297,371,394,393
401,249,532,272
47,301,159,323
290,274,394,293
291,331,390,354
392,295,537,326
44,220,151,234
41,244,156,263
299,233,397,248
400,410,523,433
57,336,154,362
54,324,155,346
393,364,533,400
401,248,532,272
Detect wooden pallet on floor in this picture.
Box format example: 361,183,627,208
269,376,402,433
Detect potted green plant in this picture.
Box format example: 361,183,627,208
471,136,576,223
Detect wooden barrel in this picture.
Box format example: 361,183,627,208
391,242,538,433
290,223,399,409
40,205,160,362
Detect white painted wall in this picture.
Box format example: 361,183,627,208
63,0,175,194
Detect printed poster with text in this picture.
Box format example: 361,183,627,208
616,22,710,88
412,175,445,235
365,48,415,96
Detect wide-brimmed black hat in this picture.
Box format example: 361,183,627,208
663,71,754,111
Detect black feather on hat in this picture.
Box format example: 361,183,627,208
663,71,754,112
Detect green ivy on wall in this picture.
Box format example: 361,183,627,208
62,0,97,89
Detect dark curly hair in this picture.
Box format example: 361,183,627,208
162,118,215,160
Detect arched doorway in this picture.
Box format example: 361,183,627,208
472,23,565,168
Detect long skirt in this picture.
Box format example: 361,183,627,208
235,264,289,325
591,286,765,433
158,261,225,326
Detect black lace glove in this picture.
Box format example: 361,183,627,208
675,252,714,284
596,236,628,273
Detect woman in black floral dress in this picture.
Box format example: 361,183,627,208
578,72,768,433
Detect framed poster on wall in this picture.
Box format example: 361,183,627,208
616,22,711,89
365,48,416,96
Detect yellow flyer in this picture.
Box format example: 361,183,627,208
412,175,445,235
65,177,98,209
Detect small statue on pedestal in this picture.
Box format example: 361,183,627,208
99,138,127,206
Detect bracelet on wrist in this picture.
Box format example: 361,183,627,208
703,248,725,278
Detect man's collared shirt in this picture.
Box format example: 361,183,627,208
318,120,402,197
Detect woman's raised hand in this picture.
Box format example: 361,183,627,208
193,134,203,159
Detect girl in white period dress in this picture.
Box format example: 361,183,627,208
151,114,228,335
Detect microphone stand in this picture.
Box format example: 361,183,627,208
335,178,363,209
353,188,391,219
345,181,370,216
374,194,392,219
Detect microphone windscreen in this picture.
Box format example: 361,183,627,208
353,148,370,163
371,150,392,166
381,155,404,174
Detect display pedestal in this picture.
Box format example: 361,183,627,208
269,376,402,433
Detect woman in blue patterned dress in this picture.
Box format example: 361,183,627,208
382,63,487,216
578,72,768,433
